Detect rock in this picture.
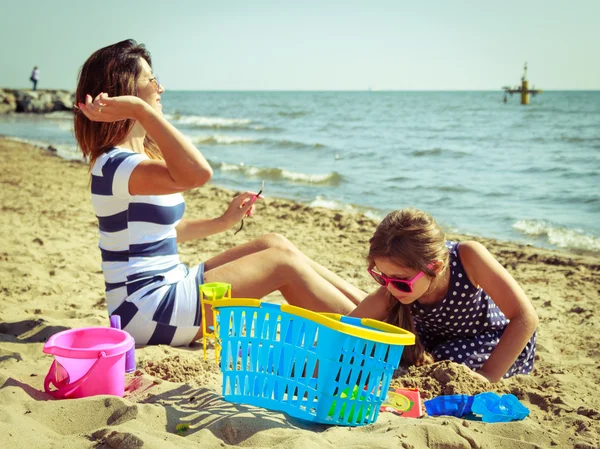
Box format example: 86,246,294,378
0,88,74,114
0,91,17,113
0,104,14,114
54,91,74,110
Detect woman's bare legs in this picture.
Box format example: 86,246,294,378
204,233,367,305
196,234,368,338
204,245,356,312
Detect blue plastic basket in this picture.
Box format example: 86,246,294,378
213,299,415,426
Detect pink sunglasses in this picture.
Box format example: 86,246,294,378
367,264,434,293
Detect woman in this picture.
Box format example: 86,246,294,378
74,39,366,346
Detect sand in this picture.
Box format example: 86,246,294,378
0,137,599,449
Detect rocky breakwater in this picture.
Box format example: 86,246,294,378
0,89,74,114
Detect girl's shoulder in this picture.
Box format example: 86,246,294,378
456,240,490,260
456,241,493,288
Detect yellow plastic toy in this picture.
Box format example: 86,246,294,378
199,282,232,363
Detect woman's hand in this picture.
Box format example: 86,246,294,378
219,191,262,229
77,93,146,123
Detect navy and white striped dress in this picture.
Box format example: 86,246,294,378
91,147,204,346
411,241,536,378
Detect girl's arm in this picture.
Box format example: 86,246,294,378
348,286,390,320
459,241,539,382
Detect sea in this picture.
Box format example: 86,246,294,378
1,91,598,254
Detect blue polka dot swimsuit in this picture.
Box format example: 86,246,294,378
410,241,536,378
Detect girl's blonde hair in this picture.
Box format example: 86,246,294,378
367,208,449,367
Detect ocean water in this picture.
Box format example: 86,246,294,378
1,91,599,254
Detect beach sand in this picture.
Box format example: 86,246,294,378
1,137,599,449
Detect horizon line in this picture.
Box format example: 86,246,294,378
2,87,600,93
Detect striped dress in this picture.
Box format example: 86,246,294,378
91,148,204,346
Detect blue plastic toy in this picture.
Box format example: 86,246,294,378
424,392,529,423
425,394,474,417
471,392,530,422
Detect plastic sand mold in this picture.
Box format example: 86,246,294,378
424,392,530,423
199,282,232,363
380,387,423,417
471,392,530,423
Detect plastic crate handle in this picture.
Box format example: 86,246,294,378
339,316,363,327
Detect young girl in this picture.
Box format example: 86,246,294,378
350,208,538,383
74,39,365,347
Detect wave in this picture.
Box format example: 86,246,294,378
309,197,358,211
191,135,258,145
5,136,82,161
518,166,568,175
410,148,468,157
513,219,600,252
483,190,511,198
212,162,343,186
43,111,74,120
166,114,250,128
308,196,383,221
166,114,281,131
277,110,309,118
41,116,74,132
436,185,475,193
560,136,588,143
385,176,412,182
190,134,326,150
533,135,600,144
561,170,599,179
392,183,475,194
530,192,600,207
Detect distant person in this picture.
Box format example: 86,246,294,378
73,39,364,347
350,208,538,382
30,66,39,91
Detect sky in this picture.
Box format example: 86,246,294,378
1,0,599,91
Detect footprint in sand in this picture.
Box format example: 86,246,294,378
107,405,139,426
91,429,144,449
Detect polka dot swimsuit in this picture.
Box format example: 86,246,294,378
410,241,536,378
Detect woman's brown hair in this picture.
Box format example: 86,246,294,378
73,39,161,167
367,208,449,367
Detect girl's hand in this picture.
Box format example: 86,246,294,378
456,363,491,383
220,191,262,229
77,93,146,122
469,369,492,383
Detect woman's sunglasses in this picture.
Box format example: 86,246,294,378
367,267,428,293
149,76,160,89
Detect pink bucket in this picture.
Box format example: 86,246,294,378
43,327,134,399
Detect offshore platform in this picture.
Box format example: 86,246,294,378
502,63,542,105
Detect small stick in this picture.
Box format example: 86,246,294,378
234,181,264,235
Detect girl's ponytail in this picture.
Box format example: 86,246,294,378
386,295,434,367
367,208,447,367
